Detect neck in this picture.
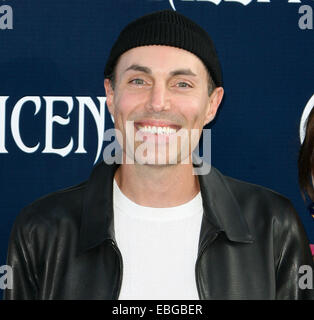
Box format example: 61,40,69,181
114,160,200,208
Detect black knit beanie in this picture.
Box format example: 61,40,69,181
104,10,223,87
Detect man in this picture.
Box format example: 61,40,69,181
5,10,314,300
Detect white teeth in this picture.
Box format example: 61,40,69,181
137,125,177,135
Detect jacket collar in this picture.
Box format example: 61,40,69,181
197,165,254,246
78,159,253,254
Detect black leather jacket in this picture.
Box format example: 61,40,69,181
4,161,314,299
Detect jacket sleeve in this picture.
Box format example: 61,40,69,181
3,208,38,300
275,202,314,300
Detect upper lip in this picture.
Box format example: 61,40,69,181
134,120,181,130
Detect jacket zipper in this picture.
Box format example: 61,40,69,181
108,239,123,299
195,231,220,300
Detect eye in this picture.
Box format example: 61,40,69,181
176,81,192,88
129,78,145,85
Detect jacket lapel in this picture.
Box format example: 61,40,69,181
78,160,119,254
198,166,254,245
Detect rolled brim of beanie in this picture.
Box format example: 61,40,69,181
104,20,222,87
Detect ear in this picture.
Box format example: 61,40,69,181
104,78,115,116
204,87,224,126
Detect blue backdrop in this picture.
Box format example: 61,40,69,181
1,0,313,298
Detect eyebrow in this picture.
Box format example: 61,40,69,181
124,64,197,77
170,69,197,77
124,64,152,74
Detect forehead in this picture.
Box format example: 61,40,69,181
115,45,208,77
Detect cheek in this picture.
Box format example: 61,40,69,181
113,92,135,122
177,96,207,128
114,90,147,119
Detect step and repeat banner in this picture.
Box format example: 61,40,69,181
0,0,313,292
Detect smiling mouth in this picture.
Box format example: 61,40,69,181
135,123,181,136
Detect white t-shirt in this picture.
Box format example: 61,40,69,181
113,178,203,300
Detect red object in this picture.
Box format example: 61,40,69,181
310,244,314,256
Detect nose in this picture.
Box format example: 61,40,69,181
146,82,170,112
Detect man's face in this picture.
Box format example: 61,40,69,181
104,45,223,165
